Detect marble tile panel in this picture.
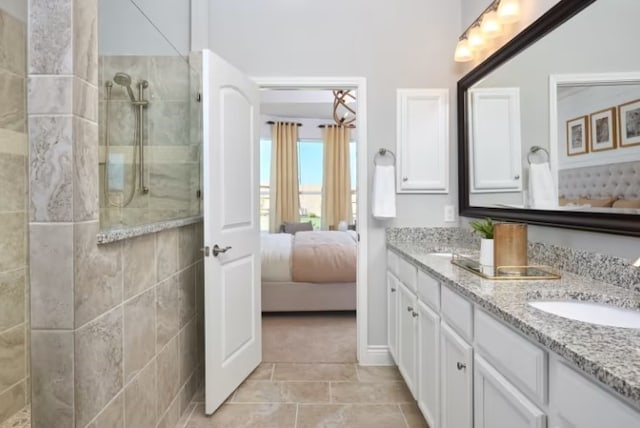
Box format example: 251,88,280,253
329,381,414,403
0,268,25,331
103,101,139,147
29,223,73,329
0,381,25,427
157,228,178,281
74,221,122,327
147,56,190,101
0,152,26,212
29,116,73,222
174,403,196,428
156,275,180,349
124,359,157,428
179,317,198,385
178,266,196,327
0,69,25,132
74,307,123,428
73,76,98,121
178,223,200,269
233,381,329,403
123,233,156,299
147,101,190,146
297,404,407,428
73,117,99,222
30,330,73,428
0,128,27,156
28,0,72,74
0,405,29,428
187,403,296,428
73,0,97,84
87,392,124,428
156,394,180,428
0,8,26,76
0,212,25,272
157,335,180,416
400,403,430,428
195,260,204,314
0,324,25,391
179,371,200,415
124,288,155,383
149,162,193,214
356,365,403,382
274,364,357,382
27,75,72,115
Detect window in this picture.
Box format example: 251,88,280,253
259,139,357,231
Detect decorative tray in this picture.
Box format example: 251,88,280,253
451,253,561,280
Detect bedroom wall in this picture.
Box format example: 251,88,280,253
209,0,462,347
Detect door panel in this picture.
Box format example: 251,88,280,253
222,256,255,360
417,300,440,428
440,321,473,428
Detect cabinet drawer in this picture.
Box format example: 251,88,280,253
417,270,440,311
441,285,473,341
475,309,547,405
387,250,399,276
397,256,417,292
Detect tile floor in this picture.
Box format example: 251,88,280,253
180,313,429,428
0,408,30,428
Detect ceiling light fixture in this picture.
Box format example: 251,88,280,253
454,0,521,63
333,90,356,127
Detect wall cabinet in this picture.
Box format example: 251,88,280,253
387,272,398,362
440,321,473,428
396,89,449,194
398,281,418,396
417,300,440,428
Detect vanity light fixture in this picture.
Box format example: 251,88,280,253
454,0,521,63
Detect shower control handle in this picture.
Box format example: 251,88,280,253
212,244,232,257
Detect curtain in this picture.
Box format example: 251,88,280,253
322,125,352,230
270,122,300,232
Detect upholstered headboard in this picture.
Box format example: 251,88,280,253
558,160,640,200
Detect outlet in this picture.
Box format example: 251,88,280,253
444,205,456,222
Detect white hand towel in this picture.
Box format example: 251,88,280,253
372,164,396,218
528,162,558,209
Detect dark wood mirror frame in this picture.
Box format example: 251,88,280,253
457,0,640,237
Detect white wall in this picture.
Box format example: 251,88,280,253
99,0,191,55
209,0,462,346
0,0,25,21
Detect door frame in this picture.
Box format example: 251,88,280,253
254,76,369,364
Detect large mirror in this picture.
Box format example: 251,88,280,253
458,0,640,236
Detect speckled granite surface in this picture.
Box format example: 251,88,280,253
387,230,640,409
97,215,203,244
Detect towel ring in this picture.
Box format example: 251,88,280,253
527,146,550,164
374,148,396,165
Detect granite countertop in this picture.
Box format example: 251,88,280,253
387,238,640,409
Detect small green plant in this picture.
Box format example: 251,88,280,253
470,218,494,239
309,212,317,218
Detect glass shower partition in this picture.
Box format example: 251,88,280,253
98,0,202,230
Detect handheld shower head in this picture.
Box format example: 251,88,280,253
113,72,136,103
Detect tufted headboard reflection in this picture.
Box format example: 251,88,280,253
558,160,640,200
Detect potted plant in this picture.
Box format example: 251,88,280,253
470,218,494,273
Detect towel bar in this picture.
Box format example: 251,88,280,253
374,148,396,165
527,146,550,164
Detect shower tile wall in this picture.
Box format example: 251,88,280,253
99,55,201,228
0,5,29,425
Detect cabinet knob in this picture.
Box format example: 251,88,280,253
514,175,520,180
391,287,396,292
407,306,413,312
402,177,408,182
456,362,467,371
412,311,419,317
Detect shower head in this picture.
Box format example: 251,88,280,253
113,72,136,103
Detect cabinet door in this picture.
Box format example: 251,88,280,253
387,272,398,363
475,355,546,428
398,281,418,397
417,300,440,428
440,321,473,428
469,87,522,193
396,88,449,193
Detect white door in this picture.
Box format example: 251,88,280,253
202,50,261,414
417,300,440,428
440,321,473,428
398,282,417,397
387,271,398,363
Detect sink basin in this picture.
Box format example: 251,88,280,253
529,301,640,328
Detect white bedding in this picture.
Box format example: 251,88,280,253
260,232,293,282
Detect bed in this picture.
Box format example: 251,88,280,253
261,230,358,312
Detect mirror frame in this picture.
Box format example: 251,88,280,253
457,0,640,237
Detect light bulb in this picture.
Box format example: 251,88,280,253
468,26,485,48
454,39,473,62
498,0,520,24
481,10,502,38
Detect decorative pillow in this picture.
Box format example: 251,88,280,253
612,199,640,209
577,197,617,208
281,221,313,234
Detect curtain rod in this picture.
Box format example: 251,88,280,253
318,124,356,129
266,121,302,127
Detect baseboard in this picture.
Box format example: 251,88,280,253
359,345,394,366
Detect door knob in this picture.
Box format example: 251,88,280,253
402,177,408,182
407,306,413,312
391,288,396,292
412,311,419,317
212,244,232,257
514,175,520,180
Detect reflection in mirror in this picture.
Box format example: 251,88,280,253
465,0,640,216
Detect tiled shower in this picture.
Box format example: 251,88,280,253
0,3,29,426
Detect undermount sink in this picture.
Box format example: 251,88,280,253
528,300,640,329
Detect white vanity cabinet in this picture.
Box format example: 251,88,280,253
387,271,398,362
440,321,474,428
417,300,440,428
398,281,418,396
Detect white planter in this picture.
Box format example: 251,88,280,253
480,238,494,275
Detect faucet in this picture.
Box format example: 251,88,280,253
634,257,640,268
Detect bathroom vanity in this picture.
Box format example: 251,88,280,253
386,231,640,428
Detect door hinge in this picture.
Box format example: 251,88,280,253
196,189,202,199
200,246,210,257
357,233,360,242
196,92,202,103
